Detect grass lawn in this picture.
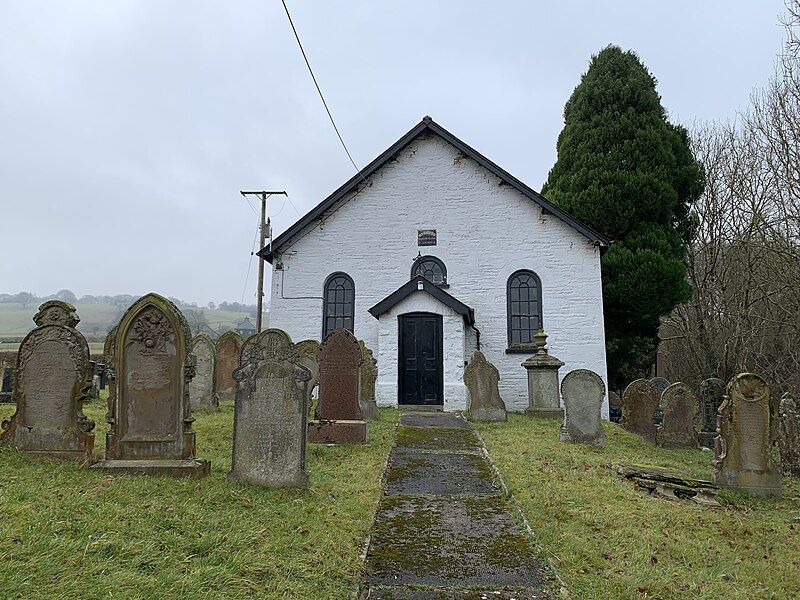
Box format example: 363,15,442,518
0,400,398,599
475,415,800,600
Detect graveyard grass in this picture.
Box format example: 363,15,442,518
476,415,800,599
0,400,398,599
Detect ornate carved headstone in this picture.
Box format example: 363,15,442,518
464,350,507,422
649,377,669,425
560,369,605,446
91,293,210,477
309,328,366,444
189,333,218,412
215,331,243,403
521,329,565,419
229,329,311,486
0,301,95,462
713,373,780,497
608,391,622,423
621,379,659,443
657,382,701,449
295,339,321,416
778,393,800,477
359,340,380,421
699,378,725,448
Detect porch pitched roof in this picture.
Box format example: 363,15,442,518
368,276,475,325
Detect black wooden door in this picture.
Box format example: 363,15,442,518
398,313,443,405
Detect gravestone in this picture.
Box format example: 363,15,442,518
91,293,210,477
560,369,605,446
309,328,366,444
464,350,507,422
778,393,800,477
189,333,218,412
215,331,243,403
699,378,725,448
521,329,565,419
359,340,380,421
621,379,659,443
713,373,780,497
295,339,321,417
649,377,670,425
229,329,311,486
608,391,622,423
0,301,95,462
657,382,701,449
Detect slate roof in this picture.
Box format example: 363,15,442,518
258,116,610,262
368,276,475,325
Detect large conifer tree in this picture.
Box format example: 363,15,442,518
542,45,703,386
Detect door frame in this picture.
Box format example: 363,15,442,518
397,312,444,406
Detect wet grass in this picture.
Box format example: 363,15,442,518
476,414,800,599
0,400,397,599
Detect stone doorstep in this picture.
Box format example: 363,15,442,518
90,459,211,478
307,420,368,444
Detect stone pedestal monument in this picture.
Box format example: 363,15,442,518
464,350,507,422
92,293,210,477
0,301,95,462
713,373,781,497
308,328,367,444
189,333,218,412
560,369,605,446
229,329,311,487
358,340,380,421
521,330,565,419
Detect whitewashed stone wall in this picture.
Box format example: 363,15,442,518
268,132,609,415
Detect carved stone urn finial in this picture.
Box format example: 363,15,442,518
534,329,548,355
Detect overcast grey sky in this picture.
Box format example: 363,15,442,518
0,1,787,305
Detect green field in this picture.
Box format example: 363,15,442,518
476,415,800,599
0,401,397,599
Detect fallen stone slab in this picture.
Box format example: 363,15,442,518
615,463,719,507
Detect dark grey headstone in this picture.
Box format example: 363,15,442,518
621,379,658,443
699,378,724,447
779,393,800,477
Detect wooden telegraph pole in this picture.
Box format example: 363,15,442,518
240,190,287,333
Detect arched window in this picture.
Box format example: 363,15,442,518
411,256,447,286
323,273,355,338
507,270,542,349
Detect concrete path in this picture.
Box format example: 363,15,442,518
363,412,553,599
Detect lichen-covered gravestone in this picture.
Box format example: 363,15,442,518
778,393,800,477
713,373,781,497
189,333,218,412
215,331,243,403
657,382,701,450
698,378,725,448
309,328,366,444
92,293,210,477
229,329,311,486
464,350,507,422
560,369,605,446
359,340,380,421
608,391,622,423
295,339,321,416
621,379,659,444
0,301,95,462
649,377,670,425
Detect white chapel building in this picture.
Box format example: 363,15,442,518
261,117,610,415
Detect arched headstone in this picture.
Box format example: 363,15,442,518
189,333,218,412
295,339,321,416
92,293,210,477
649,377,670,425
0,301,95,462
560,369,605,446
229,329,311,486
621,379,658,443
464,350,507,422
215,331,243,402
657,382,701,449
309,328,366,443
359,340,380,421
713,373,780,497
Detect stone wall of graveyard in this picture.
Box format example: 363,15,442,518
267,133,608,412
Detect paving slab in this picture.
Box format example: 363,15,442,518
367,586,551,599
400,412,471,429
395,426,481,453
386,449,498,496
